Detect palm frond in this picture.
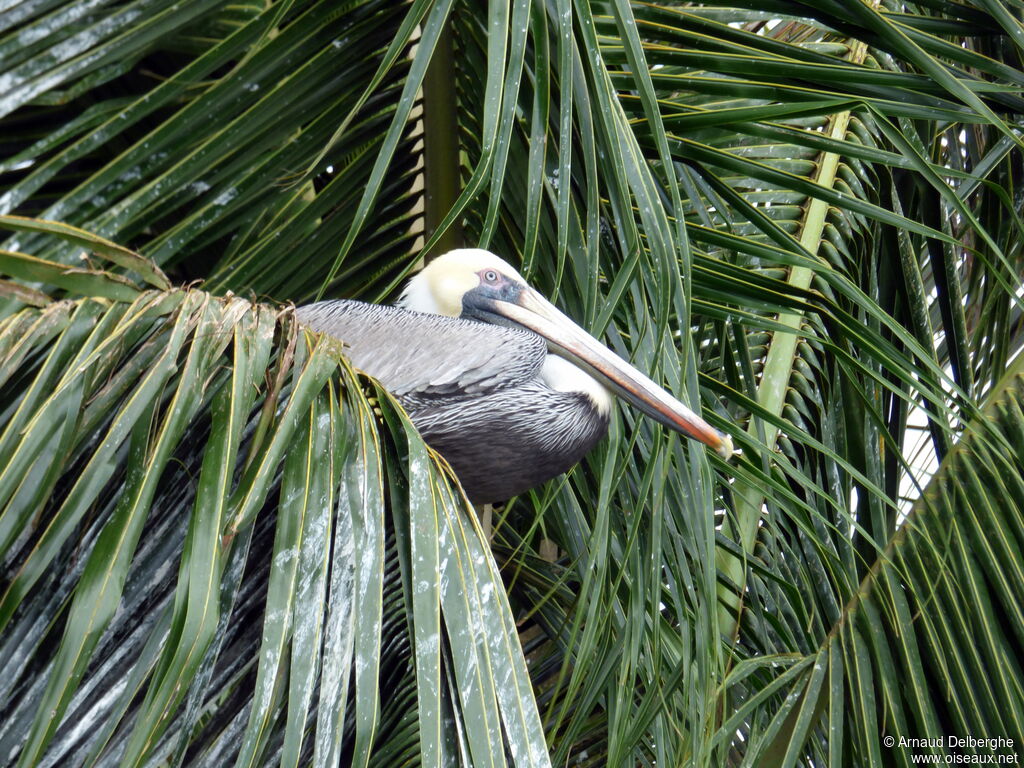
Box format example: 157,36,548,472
0,244,545,767
1,1,1023,766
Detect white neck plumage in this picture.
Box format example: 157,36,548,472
539,355,612,416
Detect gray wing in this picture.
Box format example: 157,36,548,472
295,300,546,402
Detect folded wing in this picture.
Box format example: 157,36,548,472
295,300,546,407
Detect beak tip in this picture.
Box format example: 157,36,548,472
715,433,735,460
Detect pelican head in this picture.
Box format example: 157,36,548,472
400,248,734,459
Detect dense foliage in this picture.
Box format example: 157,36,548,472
1,1,1022,766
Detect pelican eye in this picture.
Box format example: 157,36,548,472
483,269,500,283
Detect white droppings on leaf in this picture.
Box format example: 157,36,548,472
213,187,238,206
274,547,297,569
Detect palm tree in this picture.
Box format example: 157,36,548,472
1,1,1022,766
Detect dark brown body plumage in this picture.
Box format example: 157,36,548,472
296,300,608,502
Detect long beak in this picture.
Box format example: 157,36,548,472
491,286,734,459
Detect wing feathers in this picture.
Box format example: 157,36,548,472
295,300,546,403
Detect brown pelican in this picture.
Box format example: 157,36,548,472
297,249,732,502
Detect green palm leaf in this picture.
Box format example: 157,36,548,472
1,1,1023,766
0,271,546,766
